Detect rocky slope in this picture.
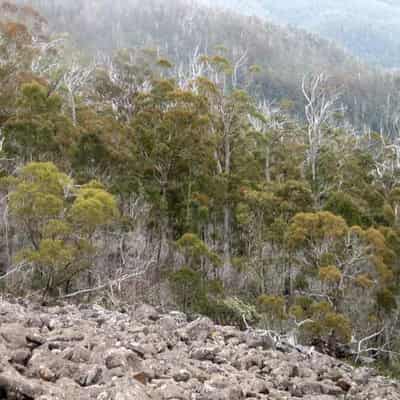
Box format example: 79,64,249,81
0,298,399,400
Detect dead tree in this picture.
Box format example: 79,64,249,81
302,73,340,183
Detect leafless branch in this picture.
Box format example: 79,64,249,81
0,261,29,282
355,326,385,363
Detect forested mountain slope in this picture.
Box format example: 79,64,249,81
2,0,400,377
202,0,400,68
15,0,400,135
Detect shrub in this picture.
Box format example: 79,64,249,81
168,267,204,314
4,162,118,296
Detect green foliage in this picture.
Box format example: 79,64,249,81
301,301,352,344
168,266,230,322
376,289,397,315
2,2,400,366
322,312,352,343
176,233,221,270
157,58,174,69
206,297,260,328
130,78,215,232
275,180,313,219
257,295,287,321
7,162,72,241
256,294,288,330
324,192,363,226
5,162,118,296
288,211,347,248
3,82,75,161
319,265,342,284
293,274,309,291
168,267,204,314
70,181,119,234
289,296,314,320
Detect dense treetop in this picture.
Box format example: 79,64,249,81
14,0,400,136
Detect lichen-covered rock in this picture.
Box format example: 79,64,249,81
0,298,399,399
181,317,215,341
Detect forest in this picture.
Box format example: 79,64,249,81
204,0,400,68
18,0,400,138
2,0,400,374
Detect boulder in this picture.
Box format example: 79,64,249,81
155,382,190,400
135,304,160,321
0,323,30,349
245,330,275,350
0,369,45,399
0,298,399,400
173,369,191,382
104,348,143,371
190,346,219,362
181,317,214,342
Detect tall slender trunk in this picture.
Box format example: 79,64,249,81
222,132,232,283
186,177,192,229
223,205,231,268
311,156,317,183
68,88,77,127
265,146,271,183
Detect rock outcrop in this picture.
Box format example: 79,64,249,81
0,298,399,399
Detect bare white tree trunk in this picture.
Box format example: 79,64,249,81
68,86,77,127
302,73,340,183
63,62,94,127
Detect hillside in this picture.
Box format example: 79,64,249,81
1,298,400,399
200,0,400,68
2,0,400,378
17,0,400,134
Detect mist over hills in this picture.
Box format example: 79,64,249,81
201,0,400,68
15,0,400,134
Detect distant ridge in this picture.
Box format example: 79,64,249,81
198,0,400,68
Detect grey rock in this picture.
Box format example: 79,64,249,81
352,367,372,385
173,369,191,382
182,317,214,342
10,349,31,365
190,346,218,362
0,369,45,398
158,316,179,332
135,304,160,321
245,330,275,350
0,298,398,400
0,323,29,349
78,365,102,386
155,382,189,400
105,348,142,371
126,342,147,358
